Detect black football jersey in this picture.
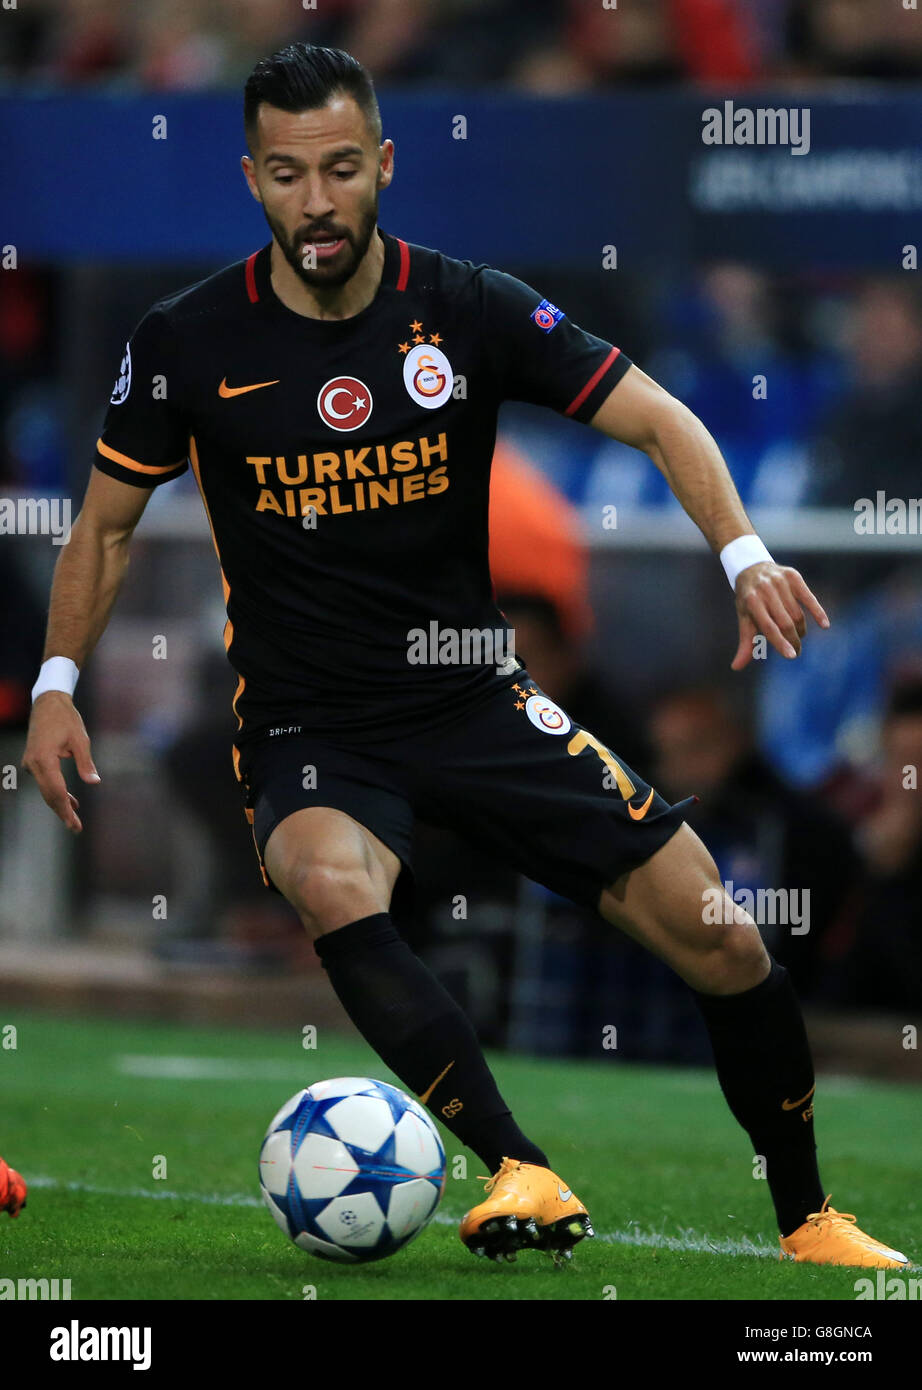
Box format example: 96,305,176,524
95,229,632,739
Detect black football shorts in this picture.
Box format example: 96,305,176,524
233,667,696,916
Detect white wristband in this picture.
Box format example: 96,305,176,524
31,657,80,703
720,534,773,590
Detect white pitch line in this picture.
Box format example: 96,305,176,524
429,1213,776,1257
28,1175,265,1207
115,1055,312,1081
26,1176,776,1257
597,1225,776,1258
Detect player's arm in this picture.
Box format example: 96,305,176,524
22,469,151,832
587,364,830,668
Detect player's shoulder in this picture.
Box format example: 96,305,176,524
138,252,264,338
394,233,515,301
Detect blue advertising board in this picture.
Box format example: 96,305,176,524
3,89,920,268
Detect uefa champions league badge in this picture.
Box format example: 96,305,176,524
530,299,565,333
110,342,132,404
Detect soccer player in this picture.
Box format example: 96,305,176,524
23,44,909,1269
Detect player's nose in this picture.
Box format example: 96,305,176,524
299,175,336,218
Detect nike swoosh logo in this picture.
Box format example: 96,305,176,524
628,788,655,821
417,1060,454,1106
557,1184,572,1202
781,1083,816,1111
218,377,280,398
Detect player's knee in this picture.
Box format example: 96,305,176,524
283,860,383,939
697,907,771,995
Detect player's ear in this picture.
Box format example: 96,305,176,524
241,155,263,204
377,140,395,191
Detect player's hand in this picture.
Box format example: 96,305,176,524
21,692,100,833
731,561,830,670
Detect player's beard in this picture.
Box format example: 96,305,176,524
266,195,379,290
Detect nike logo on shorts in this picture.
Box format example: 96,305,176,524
628,788,655,821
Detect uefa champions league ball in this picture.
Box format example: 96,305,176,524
259,1077,446,1263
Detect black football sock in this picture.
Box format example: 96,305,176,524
693,958,825,1238
314,912,549,1174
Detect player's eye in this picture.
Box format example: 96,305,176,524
274,174,296,185
332,169,356,180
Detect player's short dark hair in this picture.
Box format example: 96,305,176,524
243,43,382,151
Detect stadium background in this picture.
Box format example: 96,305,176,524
0,0,920,1304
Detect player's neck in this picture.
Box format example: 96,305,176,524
268,229,385,321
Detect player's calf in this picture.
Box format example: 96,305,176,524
603,830,833,1241
598,822,770,994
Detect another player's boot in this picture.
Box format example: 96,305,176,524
459,1156,593,1264
779,1197,910,1268
0,1157,27,1218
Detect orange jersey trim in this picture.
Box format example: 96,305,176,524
187,434,246,729
96,438,186,475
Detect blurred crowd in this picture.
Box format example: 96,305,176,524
528,268,922,517
7,262,922,510
2,0,921,90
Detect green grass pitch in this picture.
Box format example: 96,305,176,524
1,1009,919,1300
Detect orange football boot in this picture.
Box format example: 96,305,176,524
459,1156,593,1264
0,1157,27,1218
779,1197,910,1268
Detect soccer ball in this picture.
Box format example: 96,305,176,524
258,1077,446,1263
